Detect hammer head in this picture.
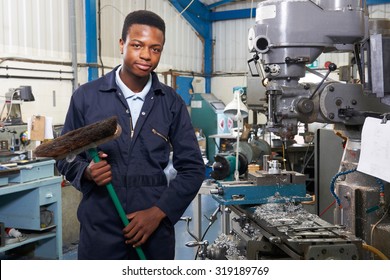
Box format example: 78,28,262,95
34,116,122,160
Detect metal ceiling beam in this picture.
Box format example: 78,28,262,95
207,0,235,9
210,8,255,21
168,0,213,93
85,0,98,81
168,0,257,93
367,0,390,4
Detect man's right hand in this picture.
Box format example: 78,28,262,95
83,152,112,186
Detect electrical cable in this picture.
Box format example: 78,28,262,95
370,204,389,253
99,4,126,17
330,168,357,207
300,151,314,174
98,0,104,75
362,243,389,260
194,206,220,260
97,3,127,76
200,223,212,243
194,221,213,260
319,200,336,217
302,141,311,163
368,178,387,250
178,0,195,16
165,0,194,42
184,218,199,242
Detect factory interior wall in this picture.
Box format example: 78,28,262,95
210,76,248,106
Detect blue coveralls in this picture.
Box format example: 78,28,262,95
56,67,205,259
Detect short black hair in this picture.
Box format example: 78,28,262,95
121,10,166,42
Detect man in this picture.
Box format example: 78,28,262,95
57,10,205,260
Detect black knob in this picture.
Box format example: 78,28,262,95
328,63,337,72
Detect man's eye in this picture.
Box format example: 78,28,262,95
152,48,161,53
132,44,141,49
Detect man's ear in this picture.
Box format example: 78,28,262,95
119,38,124,54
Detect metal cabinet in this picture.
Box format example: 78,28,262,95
0,160,62,259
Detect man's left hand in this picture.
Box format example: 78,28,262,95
123,206,166,247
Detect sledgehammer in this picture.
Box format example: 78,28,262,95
34,116,147,260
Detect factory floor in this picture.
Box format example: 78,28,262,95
62,195,221,260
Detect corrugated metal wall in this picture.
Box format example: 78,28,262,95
0,0,70,60
0,0,203,72
213,1,255,73
369,3,390,16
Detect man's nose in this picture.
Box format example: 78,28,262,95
140,47,151,60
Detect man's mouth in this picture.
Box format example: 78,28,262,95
136,63,152,71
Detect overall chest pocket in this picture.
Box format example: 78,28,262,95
140,124,171,155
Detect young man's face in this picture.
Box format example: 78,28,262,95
119,24,164,78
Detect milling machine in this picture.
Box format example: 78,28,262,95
206,0,390,260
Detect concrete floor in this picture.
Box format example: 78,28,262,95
61,185,82,247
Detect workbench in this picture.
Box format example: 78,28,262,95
0,159,62,259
